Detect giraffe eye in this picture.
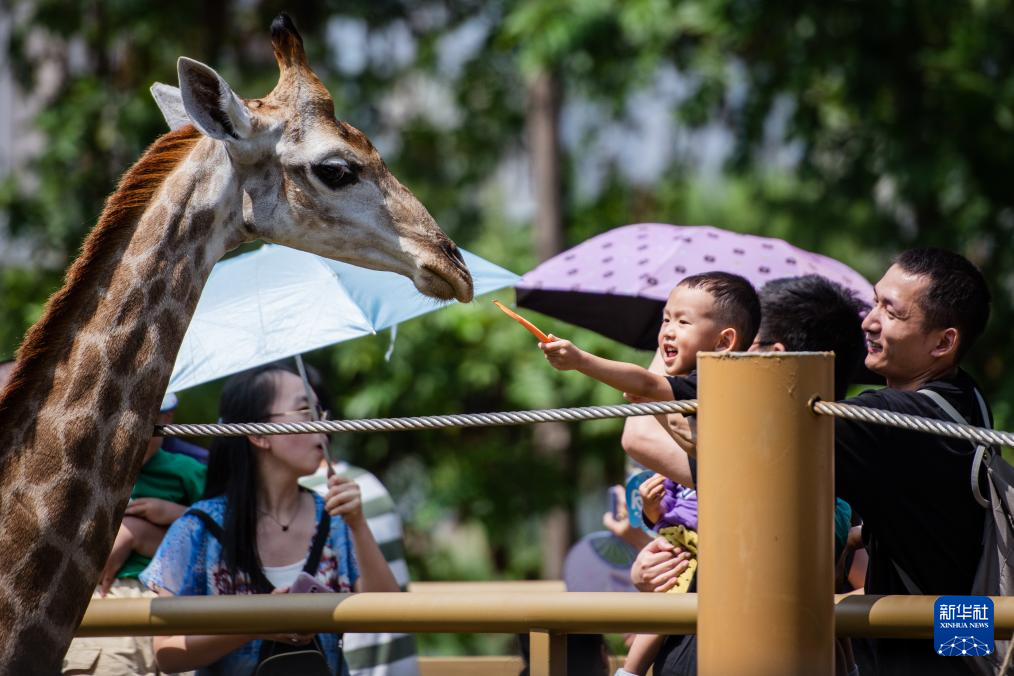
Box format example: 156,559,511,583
311,158,357,189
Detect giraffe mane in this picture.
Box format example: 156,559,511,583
0,125,202,431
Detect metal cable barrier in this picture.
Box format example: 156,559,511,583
156,396,1014,448
155,400,699,437
812,399,1014,447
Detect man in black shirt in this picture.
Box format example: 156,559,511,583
640,250,992,676
832,249,991,675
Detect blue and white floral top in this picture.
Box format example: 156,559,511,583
140,493,358,675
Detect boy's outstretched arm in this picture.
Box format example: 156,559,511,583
622,351,697,486
539,335,673,400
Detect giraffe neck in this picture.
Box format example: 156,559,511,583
0,128,244,673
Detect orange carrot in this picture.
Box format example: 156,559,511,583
492,300,552,343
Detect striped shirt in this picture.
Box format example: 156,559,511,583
301,463,420,676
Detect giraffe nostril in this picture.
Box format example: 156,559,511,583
440,240,467,272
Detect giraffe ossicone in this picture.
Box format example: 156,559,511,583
0,12,472,672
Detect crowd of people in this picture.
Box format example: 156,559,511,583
541,247,994,676
50,364,421,676
0,246,990,675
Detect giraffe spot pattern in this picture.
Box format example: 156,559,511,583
51,476,95,542
98,380,123,421
82,508,114,570
16,543,62,600
109,325,148,376
63,419,100,471
0,490,42,572
48,558,87,628
9,622,58,674
113,287,145,328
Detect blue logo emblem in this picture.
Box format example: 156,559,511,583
934,596,994,657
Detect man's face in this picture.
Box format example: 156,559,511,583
862,264,948,387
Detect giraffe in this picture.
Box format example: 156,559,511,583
0,14,473,674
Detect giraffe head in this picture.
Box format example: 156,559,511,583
155,13,472,302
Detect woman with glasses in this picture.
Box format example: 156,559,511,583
140,362,398,675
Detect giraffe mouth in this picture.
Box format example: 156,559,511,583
419,262,473,303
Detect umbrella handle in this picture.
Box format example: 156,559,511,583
294,354,337,478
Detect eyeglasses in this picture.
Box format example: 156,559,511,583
267,405,330,422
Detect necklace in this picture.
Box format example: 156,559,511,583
259,495,302,532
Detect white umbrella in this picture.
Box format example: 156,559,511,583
167,244,520,392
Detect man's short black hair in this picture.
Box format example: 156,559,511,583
892,248,991,363
678,271,761,350
757,275,868,400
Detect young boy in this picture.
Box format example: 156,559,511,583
539,271,760,429
540,271,760,676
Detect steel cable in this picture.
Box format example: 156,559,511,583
813,399,1014,447
156,396,1013,448
156,400,699,438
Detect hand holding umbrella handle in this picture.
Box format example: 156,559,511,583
492,300,551,343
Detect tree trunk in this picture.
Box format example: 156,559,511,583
527,69,572,579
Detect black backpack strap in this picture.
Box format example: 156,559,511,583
185,508,225,542
304,509,331,574
257,504,337,673
918,388,993,508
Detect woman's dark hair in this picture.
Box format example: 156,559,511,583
205,361,303,593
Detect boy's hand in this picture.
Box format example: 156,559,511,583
539,334,585,371
639,473,667,524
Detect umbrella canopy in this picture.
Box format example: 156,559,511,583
168,245,520,392
516,223,873,349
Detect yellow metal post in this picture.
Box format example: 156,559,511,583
697,352,834,676
529,630,566,676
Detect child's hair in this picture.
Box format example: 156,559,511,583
757,275,868,399
677,271,760,350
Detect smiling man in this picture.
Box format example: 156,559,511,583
833,248,992,675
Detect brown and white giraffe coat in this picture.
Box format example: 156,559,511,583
0,14,472,674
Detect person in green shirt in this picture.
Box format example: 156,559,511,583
63,393,206,675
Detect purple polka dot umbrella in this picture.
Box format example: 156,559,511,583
515,223,874,349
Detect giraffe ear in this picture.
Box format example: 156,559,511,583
150,83,190,131
177,57,253,141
